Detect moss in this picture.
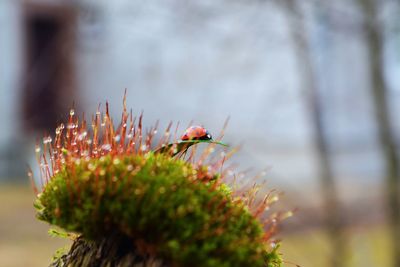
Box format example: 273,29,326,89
32,99,285,266
36,152,281,267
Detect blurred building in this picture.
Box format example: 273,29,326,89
0,0,80,179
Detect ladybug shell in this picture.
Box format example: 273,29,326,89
181,126,212,141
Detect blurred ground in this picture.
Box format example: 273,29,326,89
0,184,71,267
0,184,391,267
281,226,391,267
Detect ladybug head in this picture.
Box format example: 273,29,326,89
204,131,212,140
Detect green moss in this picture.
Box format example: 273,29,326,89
36,152,281,267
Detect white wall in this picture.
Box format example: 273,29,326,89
74,0,390,188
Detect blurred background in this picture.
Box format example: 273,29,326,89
1,0,400,266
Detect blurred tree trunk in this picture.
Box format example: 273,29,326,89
279,1,348,266
357,1,400,266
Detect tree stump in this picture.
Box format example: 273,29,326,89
50,233,167,267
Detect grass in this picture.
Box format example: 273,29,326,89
0,184,392,267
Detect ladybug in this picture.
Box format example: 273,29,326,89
181,126,212,141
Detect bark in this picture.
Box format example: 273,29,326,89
357,0,400,266
49,233,167,267
279,1,348,266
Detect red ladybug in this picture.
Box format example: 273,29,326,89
181,126,212,141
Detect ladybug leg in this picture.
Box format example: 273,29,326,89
172,143,191,157
180,146,190,159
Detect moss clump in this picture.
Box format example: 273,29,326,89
35,152,281,267
32,99,286,267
